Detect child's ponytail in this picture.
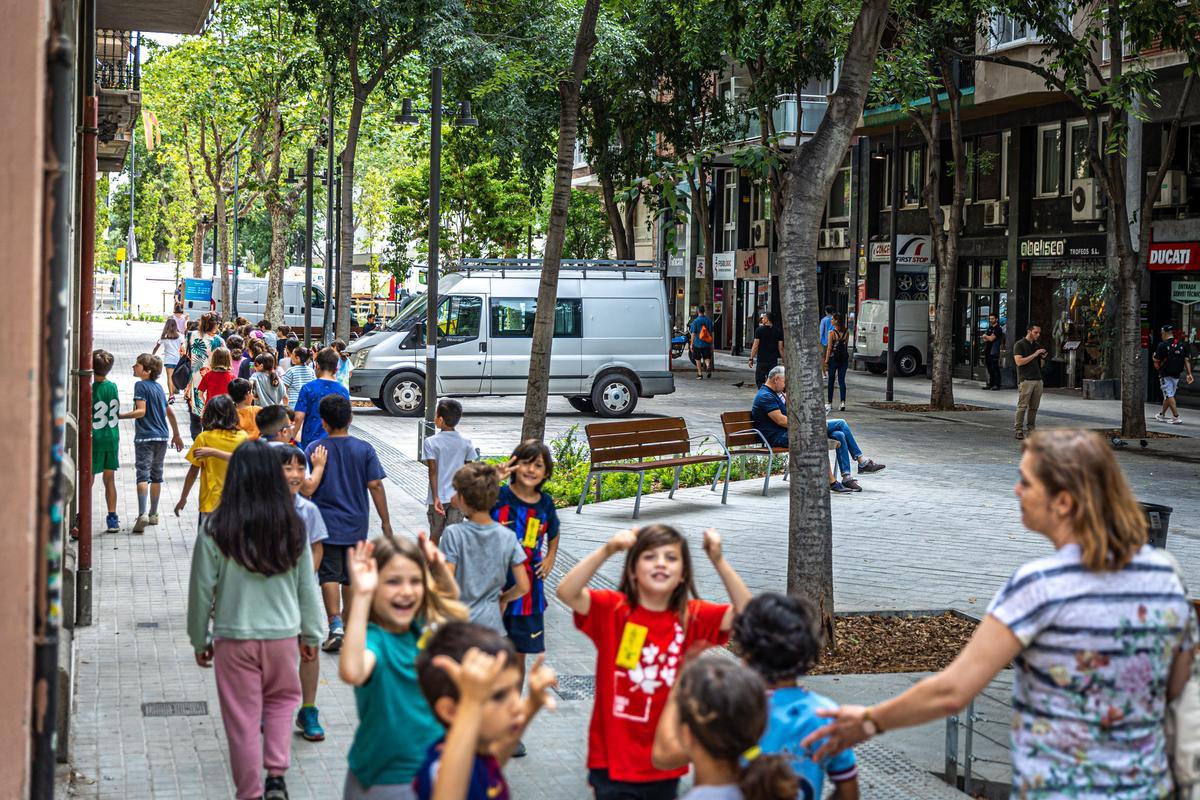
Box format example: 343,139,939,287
674,655,798,800
256,353,280,387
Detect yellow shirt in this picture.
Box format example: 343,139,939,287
185,429,248,512
236,406,260,440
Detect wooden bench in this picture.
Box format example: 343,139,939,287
576,418,730,519
720,410,839,495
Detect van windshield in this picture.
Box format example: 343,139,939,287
384,273,465,331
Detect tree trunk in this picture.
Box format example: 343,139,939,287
623,200,637,259
521,0,602,442
191,222,207,278
336,88,366,342
929,63,966,410
266,203,289,327
599,173,630,261
778,0,889,641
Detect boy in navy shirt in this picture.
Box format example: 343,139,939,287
127,354,185,532
305,394,391,652
294,346,349,446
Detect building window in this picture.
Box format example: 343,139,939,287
879,152,893,209
1001,130,1011,200
828,155,851,222
1069,120,1092,181
750,183,770,222
1036,124,1063,197
989,12,1032,49
634,197,651,243
721,169,738,252
903,147,923,207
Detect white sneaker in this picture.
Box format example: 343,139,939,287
1169,416,1183,425
824,404,832,413
132,515,149,534
1154,412,1167,422
839,403,846,411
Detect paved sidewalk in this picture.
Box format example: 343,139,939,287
65,319,1199,799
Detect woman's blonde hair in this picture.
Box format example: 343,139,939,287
369,536,467,627
1023,429,1146,571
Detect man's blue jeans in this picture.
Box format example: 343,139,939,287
827,419,862,477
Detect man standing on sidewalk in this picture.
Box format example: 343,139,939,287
1153,324,1194,424
1012,324,1046,440
690,305,715,379
982,314,1004,390
748,313,784,388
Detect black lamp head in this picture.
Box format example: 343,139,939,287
454,100,478,128
396,98,418,125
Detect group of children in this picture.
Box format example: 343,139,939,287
174,387,861,800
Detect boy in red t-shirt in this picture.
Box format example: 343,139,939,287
556,524,752,799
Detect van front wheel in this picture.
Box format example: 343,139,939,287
382,373,426,417
591,374,639,418
896,348,921,377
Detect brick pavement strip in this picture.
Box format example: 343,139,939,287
69,319,1200,798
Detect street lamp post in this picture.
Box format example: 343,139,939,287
323,70,336,344
396,67,477,427
286,147,327,347
231,126,246,318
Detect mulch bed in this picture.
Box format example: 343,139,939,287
351,399,376,408
1093,428,1184,440
866,402,990,412
808,613,978,675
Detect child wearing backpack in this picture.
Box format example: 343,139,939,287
652,654,799,800
187,441,324,800
556,524,752,799
338,536,466,798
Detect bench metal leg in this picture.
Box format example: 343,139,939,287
668,465,682,499
576,471,595,514
762,453,773,496
632,471,646,519
783,455,789,481
720,457,730,505
710,461,723,492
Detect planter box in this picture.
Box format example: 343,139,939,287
1083,378,1120,400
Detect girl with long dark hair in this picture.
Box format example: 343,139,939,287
187,440,325,800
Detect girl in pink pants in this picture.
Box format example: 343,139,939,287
187,441,325,800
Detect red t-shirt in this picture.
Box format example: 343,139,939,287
197,369,235,401
575,588,730,783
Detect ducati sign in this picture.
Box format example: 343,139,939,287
1147,242,1200,271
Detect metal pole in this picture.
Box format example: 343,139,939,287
323,69,335,344
886,125,899,401
124,121,135,312
78,96,97,627
425,67,442,427
231,132,242,318
333,169,341,335
304,147,315,346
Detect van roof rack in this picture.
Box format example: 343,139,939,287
454,258,661,279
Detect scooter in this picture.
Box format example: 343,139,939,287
670,329,690,360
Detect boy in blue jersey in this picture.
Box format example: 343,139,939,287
733,593,859,799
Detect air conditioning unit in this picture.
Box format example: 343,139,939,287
751,220,770,246
940,205,953,232
818,229,832,249
1071,178,1103,221
1150,170,1188,207
982,200,1007,227
830,227,848,248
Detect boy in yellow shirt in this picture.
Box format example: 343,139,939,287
175,395,247,522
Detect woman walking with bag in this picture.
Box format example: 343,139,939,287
805,429,1197,799
824,313,850,413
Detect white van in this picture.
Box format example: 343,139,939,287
853,299,928,377
180,277,328,330
345,262,675,418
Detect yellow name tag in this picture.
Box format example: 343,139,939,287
522,517,541,549
615,622,649,669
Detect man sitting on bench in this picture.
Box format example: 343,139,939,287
751,365,887,494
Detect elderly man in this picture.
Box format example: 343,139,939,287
748,313,784,388
751,365,886,493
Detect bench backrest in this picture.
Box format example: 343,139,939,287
720,410,763,448
585,418,691,464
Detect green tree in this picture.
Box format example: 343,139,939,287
956,0,1200,438
562,189,613,258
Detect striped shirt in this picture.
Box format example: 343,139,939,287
281,364,316,409
987,543,1196,799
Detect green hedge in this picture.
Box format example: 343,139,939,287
488,425,787,509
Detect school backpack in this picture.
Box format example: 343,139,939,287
171,334,193,392
698,320,713,344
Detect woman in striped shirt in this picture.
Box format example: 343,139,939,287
281,346,316,410
806,429,1196,799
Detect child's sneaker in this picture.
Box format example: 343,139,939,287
131,515,149,534
147,513,160,525
264,775,289,800
1169,416,1183,425
322,616,344,652
295,706,325,741
105,513,119,533
1155,412,1167,422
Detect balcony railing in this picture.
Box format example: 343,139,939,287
96,29,139,91
737,94,828,144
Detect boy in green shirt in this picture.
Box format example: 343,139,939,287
92,350,139,533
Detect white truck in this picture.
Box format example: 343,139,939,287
853,299,929,377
